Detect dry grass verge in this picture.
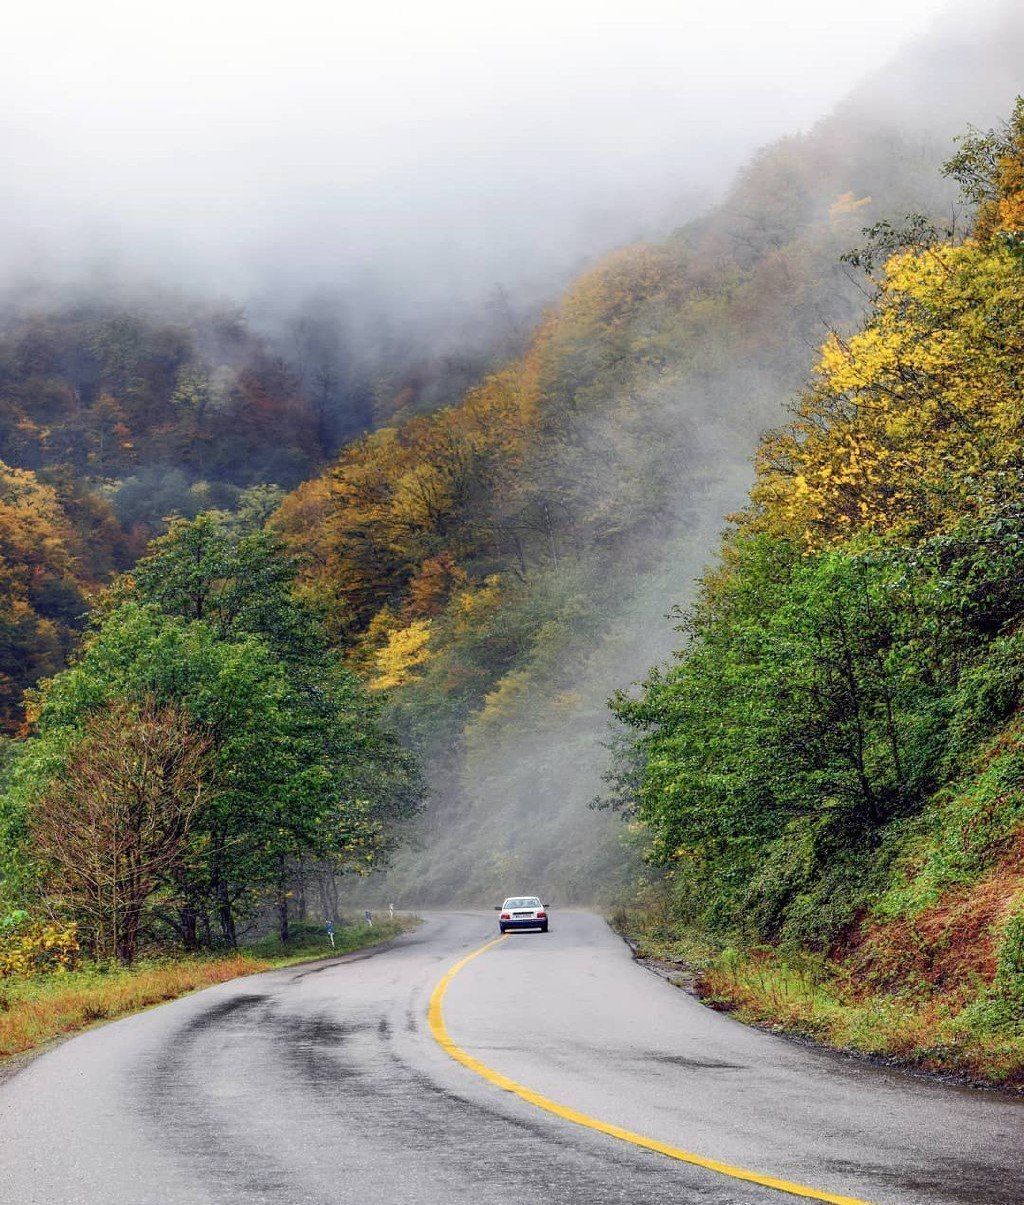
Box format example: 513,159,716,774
0,917,415,1063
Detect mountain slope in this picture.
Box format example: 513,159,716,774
275,3,1024,905
612,98,1024,1084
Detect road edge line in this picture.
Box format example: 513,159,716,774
427,935,872,1205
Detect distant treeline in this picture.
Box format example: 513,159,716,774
0,307,330,522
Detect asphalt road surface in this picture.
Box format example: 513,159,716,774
2,910,1023,1205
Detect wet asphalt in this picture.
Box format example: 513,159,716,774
1,910,1022,1204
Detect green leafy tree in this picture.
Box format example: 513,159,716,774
5,511,421,949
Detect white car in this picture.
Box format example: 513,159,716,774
495,896,549,933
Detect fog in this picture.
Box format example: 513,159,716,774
2,0,957,359
4,0,1017,908
343,0,1024,906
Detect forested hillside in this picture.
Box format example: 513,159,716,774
0,464,124,730
0,306,330,732
1,2,1023,1069
611,101,1024,1083
273,8,1024,904
0,305,334,527
0,298,503,729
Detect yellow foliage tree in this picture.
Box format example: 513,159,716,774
0,917,79,978
0,462,97,729
370,620,433,691
751,235,1024,548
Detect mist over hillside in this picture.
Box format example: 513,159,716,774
1,0,1021,910
7,0,1024,1132
309,0,1024,907
0,1,963,418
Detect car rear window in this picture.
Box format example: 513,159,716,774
505,898,540,908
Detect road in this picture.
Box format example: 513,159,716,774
1,911,1022,1205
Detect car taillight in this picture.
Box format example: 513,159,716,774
500,912,510,919
536,911,546,919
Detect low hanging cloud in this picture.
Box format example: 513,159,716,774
0,0,963,359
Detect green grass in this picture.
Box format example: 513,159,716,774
0,916,417,1063
244,917,413,966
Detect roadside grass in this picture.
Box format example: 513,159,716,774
0,917,416,1063
698,952,1024,1086
617,912,1024,1088
244,918,414,967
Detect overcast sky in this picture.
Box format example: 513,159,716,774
0,0,964,342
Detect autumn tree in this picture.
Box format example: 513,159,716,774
30,699,211,963
943,95,1024,241
0,462,118,730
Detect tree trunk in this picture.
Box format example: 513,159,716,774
212,830,237,948
117,902,142,964
326,867,340,924
217,879,237,948
179,903,199,951
277,854,290,943
295,858,307,921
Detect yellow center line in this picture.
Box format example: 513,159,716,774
427,934,872,1205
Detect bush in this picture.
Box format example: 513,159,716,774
0,914,79,978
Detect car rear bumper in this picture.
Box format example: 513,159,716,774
500,918,547,929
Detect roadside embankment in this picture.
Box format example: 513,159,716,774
615,908,1024,1091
